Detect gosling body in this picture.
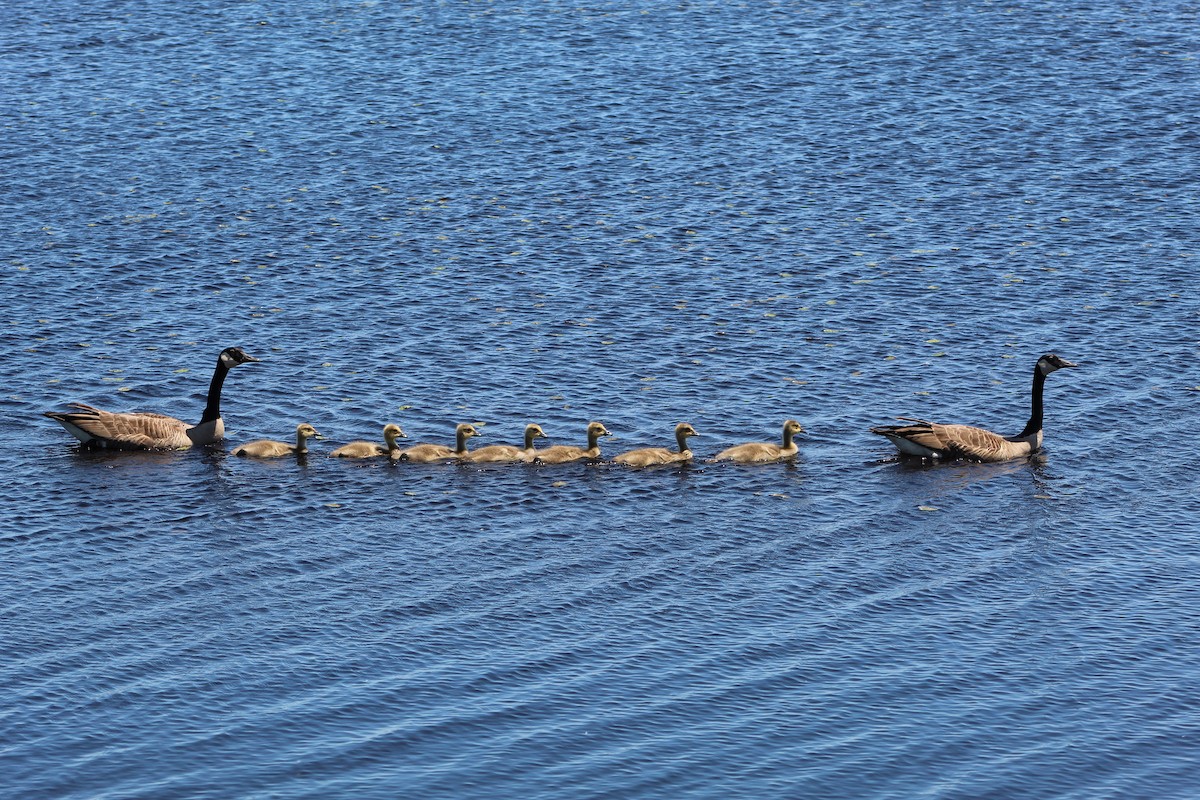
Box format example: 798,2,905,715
613,423,698,467
331,423,407,458
533,421,611,464
712,420,804,464
233,423,322,458
464,424,548,463
398,423,480,463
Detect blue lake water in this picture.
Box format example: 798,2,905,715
3,1,1199,797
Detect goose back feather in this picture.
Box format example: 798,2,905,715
871,420,1036,461
45,403,198,450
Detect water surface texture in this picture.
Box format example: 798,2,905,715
3,2,1199,798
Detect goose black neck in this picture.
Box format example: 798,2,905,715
782,428,795,449
1017,366,1046,439
587,430,601,450
676,430,690,453
200,356,231,424
524,429,537,450
455,429,469,454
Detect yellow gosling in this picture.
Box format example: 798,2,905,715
613,422,698,467
711,420,804,464
397,423,480,463
232,423,322,458
533,421,611,464
330,423,407,458
464,423,548,463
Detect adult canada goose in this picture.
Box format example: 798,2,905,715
330,423,407,458
870,353,1078,462
463,423,548,463
396,423,480,463
232,423,322,458
711,420,804,463
532,421,611,464
613,422,698,467
44,346,260,449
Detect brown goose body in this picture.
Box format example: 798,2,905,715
44,347,260,450
712,420,804,464
397,423,480,463
232,423,322,458
533,421,611,464
46,404,204,450
464,424,547,463
613,422,698,467
870,420,1040,462
871,353,1078,462
331,423,407,458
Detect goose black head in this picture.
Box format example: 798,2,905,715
220,347,261,367
1038,354,1078,375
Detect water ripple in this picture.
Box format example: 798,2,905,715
4,1,1200,798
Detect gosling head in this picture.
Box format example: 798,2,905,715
526,423,548,439
783,419,805,436
587,421,612,438
383,423,407,439
675,422,699,439
457,423,481,439
297,423,322,440
220,346,261,368
1037,354,1079,375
